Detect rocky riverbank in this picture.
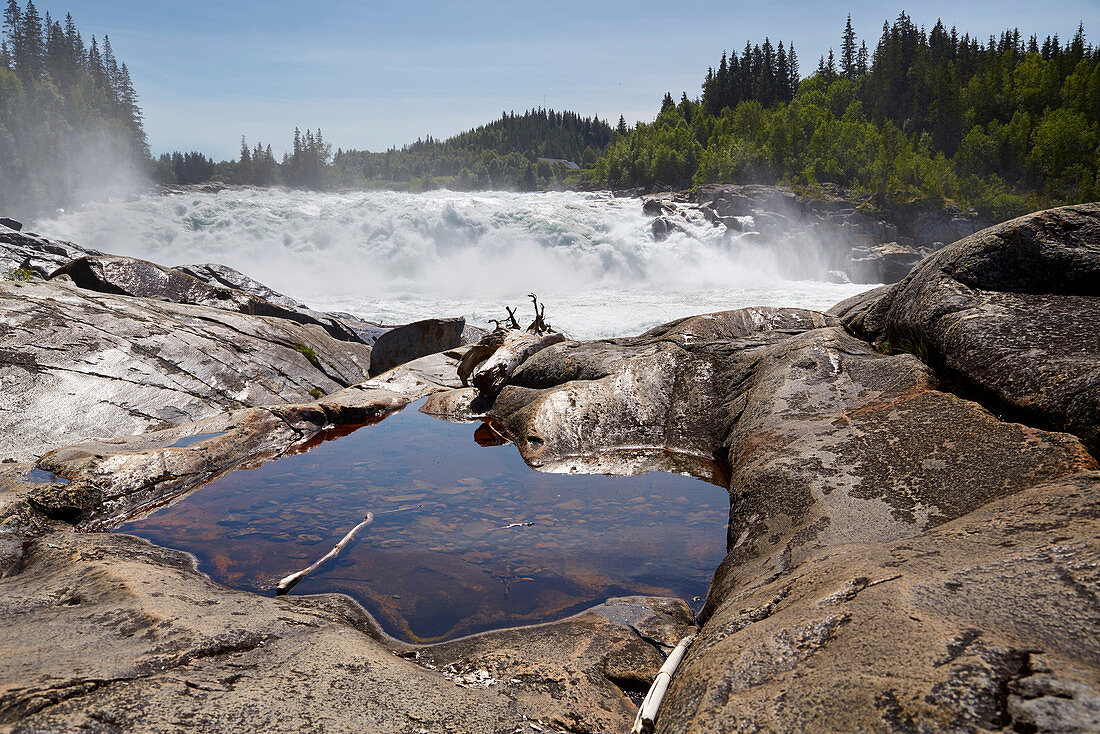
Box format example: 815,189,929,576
630,183,987,284
1,205,1097,732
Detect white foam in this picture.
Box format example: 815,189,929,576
34,188,871,339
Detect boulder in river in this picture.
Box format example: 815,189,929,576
652,216,688,242
846,240,929,283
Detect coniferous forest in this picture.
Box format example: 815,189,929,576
594,13,1100,218
2,4,1097,219
0,0,148,217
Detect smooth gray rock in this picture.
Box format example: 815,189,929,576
0,278,372,462
473,302,1096,733
368,317,466,376
0,530,681,733
1,223,100,277
178,263,387,345
176,262,304,309
657,471,1100,733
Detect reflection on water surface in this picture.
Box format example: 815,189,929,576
119,401,728,643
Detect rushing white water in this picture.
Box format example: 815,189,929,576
33,188,871,339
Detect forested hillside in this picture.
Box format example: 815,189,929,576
7,3,1093,214
0,0,148,218
595,13,1099,217
153,110,615,192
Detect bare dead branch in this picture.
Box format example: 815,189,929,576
276,512,374,594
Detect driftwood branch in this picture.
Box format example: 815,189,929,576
276,512,374,595
458,330,508,387
471,329,565,396
526,293,550,334
631,634,695,734
459,296,564,393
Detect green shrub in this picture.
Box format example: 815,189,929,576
2,266,35,282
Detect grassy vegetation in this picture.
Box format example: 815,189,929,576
292,343,320,369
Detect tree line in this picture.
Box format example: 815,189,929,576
153,109,615,192
593,13,1099,218
5,5,1095,218
1,0,148,218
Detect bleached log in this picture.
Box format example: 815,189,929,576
276,512,374,595
470,329,565,397
630,634,695,734
458,330,507,387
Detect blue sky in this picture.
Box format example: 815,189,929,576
37,1,1099,159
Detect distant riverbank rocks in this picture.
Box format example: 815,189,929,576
633,183,986,284
1,204,1097,732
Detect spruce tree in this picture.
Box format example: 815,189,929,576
787,43,799,91
18,0,40,77
841,14,857,78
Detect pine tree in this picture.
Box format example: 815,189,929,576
3,1,20,61
87,35,105,87
776,42,791,101
102,34,121,105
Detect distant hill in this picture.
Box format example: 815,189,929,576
331,108,615,190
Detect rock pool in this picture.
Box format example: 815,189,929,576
119,400,728,643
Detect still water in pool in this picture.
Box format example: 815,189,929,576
119,401,729,643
